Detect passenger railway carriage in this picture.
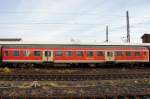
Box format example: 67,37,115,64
0,44,149,67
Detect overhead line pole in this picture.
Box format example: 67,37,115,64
126,11,130,43
106,25,109,43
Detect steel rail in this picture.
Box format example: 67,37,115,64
0,73,150,81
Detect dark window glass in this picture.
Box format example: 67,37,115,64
96,51,104,56
4,51,8,56
144,52,147,55
76,51,84,56
45,51,51,57
34,51,41,56
116,51,123,56
23,50,30,56
66,51,72,56
55,51,63,56
48,51,51,56
13,51,19,56
125,51,131,56
87,51,94,57
135,52,141,56
45,51,48,57
107,52,113,57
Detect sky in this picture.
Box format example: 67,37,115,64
0,0,150,44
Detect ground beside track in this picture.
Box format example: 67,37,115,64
0,80,150,97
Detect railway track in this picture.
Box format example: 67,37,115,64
1,68,150,75
0,73,150,81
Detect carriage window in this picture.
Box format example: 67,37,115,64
76,51,84,56
144,52,147,55
55,51,63,56
107,52,113,57
135,52,141,56
4,51,8,56
125,51,131,56
96,51,104,56
87,51,93,57
34,51,41,56
116,51,123,56
23,50,30,56
66,51,72,56
45,51,51,57
13,51,19,56
45,51,48,57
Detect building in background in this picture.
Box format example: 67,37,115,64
0,38,22,44
0,38,22,42
141,34,150,43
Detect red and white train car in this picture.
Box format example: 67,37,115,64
1,44,149,66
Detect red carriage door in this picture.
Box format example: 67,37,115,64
42,51,53,62
105,51,114,61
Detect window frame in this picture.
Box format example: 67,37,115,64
144,52,147,55
44,51,51,57
107,52,113,57
76,51,84,57
66,51,73,57
55,51,63,56
4,51,8,56
116,51,123,56
23,50,30,57
135,51,141,57
87,51,94,57
125,51,131,56
13,51,20,56
33,51,41,56
96,51,104,56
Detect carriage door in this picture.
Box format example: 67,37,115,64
42,51,53,62
105,51,114,61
